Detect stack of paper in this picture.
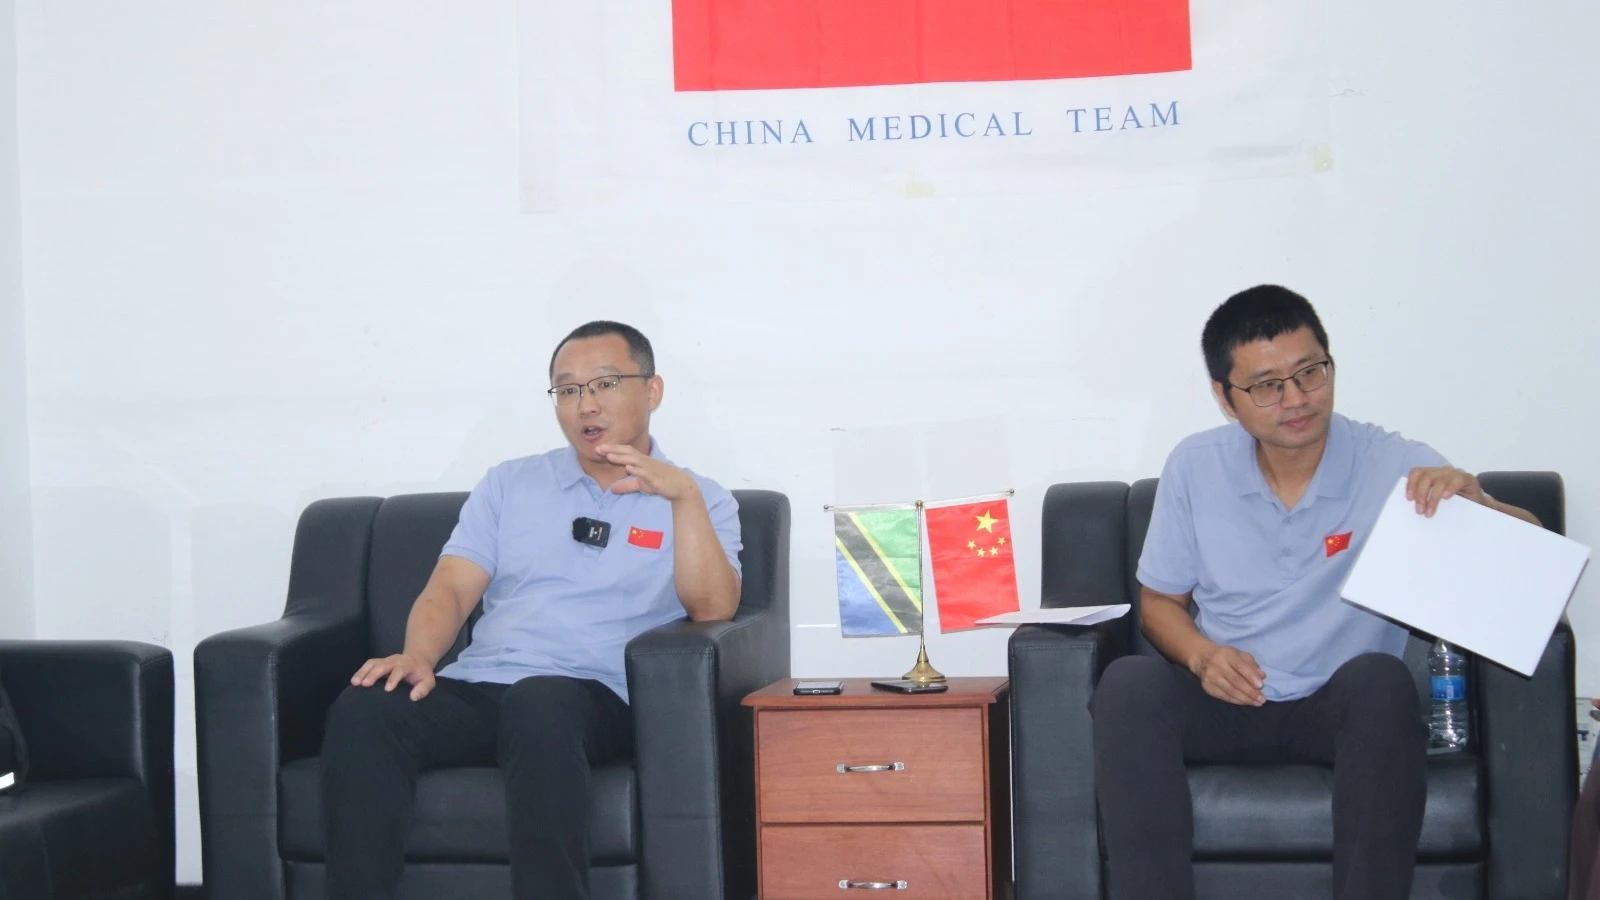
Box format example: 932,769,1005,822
974,604,1130,628
1341,478,1590,677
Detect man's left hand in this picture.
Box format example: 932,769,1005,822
1406,466,1487,517
597,444,699,502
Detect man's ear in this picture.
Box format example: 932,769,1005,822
647,374,664,412
1211,381,1237,421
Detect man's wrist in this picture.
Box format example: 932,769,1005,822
668,479,703,506
400,649,437,670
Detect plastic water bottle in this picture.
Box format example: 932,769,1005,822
1428,639,1469,750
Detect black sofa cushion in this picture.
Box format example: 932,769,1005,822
0,779,158,896
278,758,638,865
1191,861,1484,900
1187,753,1482,860
285,858,641,900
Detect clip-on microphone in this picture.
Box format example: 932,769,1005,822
572,517,611,549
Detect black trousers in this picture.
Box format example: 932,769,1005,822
321,675,632,900
1091,652,1427,900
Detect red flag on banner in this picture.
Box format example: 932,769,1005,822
672,0,1192,92
925,498,1022,631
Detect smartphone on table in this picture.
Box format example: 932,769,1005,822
870,679,949,694
793,680,845,695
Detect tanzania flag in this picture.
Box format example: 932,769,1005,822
834,505,922,636
925,497,1021,631
672,0,1192,92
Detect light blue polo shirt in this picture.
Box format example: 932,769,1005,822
434,442,742,703
1137,414,1447,701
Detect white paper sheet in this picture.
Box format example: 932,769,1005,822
1340,477,1590,676
974,604,1130,627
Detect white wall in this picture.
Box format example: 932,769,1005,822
14,0,1600,884
0,0,29,640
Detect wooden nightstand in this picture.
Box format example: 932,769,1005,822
743,677,1010,899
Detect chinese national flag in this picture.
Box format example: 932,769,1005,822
628,526,665,550
925,498,1021,631
672,0,1192,92
1325,531,1353,558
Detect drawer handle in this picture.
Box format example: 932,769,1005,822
839,880,908,890
835,762,906,774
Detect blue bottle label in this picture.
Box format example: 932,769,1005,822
1431,675,1465,701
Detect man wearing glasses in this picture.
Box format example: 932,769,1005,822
319,321,742,900
1090,285,1538,900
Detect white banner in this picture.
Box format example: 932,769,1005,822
517,1,1330,211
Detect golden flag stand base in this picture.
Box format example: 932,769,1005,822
903,637,947,686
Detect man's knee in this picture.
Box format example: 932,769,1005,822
324,684,414,746
1092,655,1179,727
1332,653,1422,730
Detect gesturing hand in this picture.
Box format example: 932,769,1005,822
1406,466,1486,517
1191,644,1266,706
596,444,698,502
351,654,436,702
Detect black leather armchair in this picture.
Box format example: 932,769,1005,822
0,640,175,900
1009,472,1576,900
195,489,790,900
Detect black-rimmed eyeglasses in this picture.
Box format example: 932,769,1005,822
1228,359,1334,407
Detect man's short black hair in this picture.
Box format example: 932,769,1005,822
548,321,656,381
1202,285,1330,390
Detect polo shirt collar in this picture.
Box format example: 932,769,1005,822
555,438,669,489
1233,413,1354,503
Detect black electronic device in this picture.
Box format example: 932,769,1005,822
572,517,611,548
870,679,950,694
793,680,844,695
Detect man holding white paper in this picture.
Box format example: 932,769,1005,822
1090,285,1537,900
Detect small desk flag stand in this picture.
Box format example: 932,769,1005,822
825,488,1016,683
902,502,946,686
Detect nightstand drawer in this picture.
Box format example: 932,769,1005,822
757,708,985,823
761,824,988,899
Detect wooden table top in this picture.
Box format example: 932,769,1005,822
743,676,1008,710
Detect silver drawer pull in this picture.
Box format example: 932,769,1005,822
839,880,908,890
835,761,906,774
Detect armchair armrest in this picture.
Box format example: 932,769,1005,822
194,611,364,900
626,607,784,900
1479,618,1576,900
0,640,174,892
0,640,173,782
1009,618,1130,900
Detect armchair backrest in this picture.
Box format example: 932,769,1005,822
725,490,789,621
366,493,473,662
1042,471,1566,673
1039,480,1150,655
